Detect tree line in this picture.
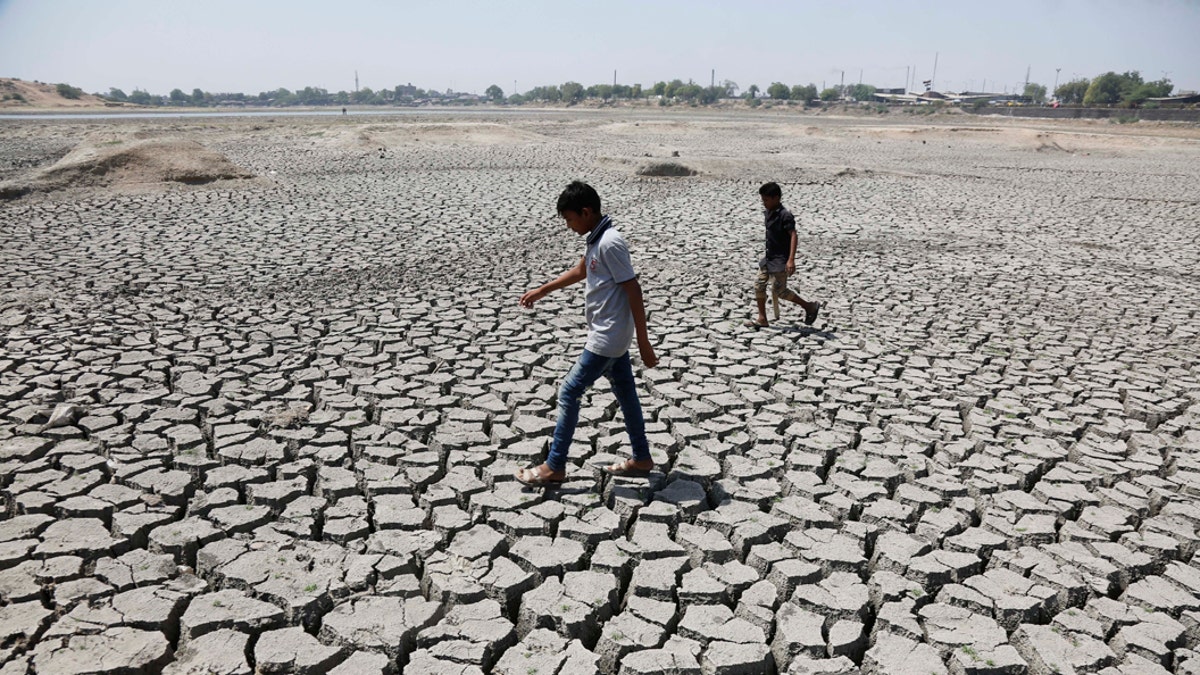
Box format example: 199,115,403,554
97,84,453,107
56,69,1179,109
1053,71,1173,107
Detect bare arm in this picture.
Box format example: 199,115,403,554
520,256,586,308
787,229,798,276
619,278,658,369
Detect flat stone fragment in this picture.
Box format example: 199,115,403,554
862,632,948,675
31,626,173,674
255,626,345,674
34,517,127,559
1012,623,1116,675
494,628,600,675
516,571,619,647
701,640,773,674
416,598,517,669
178,588,285,642
319,595,443,666
164,628,251,674
328,650,390,675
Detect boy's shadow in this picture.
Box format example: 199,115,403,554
762,324,837,340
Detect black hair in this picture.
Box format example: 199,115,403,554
557,181,602,215
759,182,782,198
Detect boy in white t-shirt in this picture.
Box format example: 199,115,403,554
515,181,658,486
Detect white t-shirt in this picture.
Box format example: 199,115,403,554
583,216,637,358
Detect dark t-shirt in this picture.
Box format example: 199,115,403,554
760,206,796,273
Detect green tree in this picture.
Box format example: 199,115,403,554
790,84,817,103
767,82,790,100
848,84,877,101
1023,82,1047,103
651,81,666,97
721,80,739,97
560,81,584,102
1054,78,1089,105
1126,78,1172,105
55,83,83,99
664,79,685,98
485,84,504,101
191,88,207,105
819,87,840,101
745,84,759,100
674,83,705,102
106,88,128,101
169,88,188,104
631,83,643,98
507,93,525,104
1084,71,1141,106
128,89,155,105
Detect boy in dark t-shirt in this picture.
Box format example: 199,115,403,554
746,182,821,327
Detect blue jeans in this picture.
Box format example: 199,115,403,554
545,349,650,473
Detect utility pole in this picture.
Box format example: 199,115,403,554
711,69,715,88
905,66,910,92
1053,68,1061,95
355,71,359,93
859,69,863,85
613,70,617,87
931,52,938,91
840,70,844,95
1024,65,1031,95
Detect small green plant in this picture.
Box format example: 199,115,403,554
304,583,319,592
961,645,978,661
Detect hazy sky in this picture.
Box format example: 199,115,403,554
2,0,1197,96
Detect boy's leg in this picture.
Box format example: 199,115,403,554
775,274,821,325
543,349,611,474
751,270,770,325
604,352,651,465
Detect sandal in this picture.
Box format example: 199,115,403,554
514,466,565,487
743,320,768,329
804,301,821,326
603,458,654,477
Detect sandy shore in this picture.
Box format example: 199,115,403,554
1,110,1198,674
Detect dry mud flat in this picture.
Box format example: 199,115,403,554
0,110,1199,675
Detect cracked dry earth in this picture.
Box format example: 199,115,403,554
1,110,1199,675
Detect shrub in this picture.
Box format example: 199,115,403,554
55,83,84,99
637,162,698,177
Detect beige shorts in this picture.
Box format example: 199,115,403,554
754,270,799,302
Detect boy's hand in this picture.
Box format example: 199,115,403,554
520,287,546,308
786,260,796,276
638,342,659,369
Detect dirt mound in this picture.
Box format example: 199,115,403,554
0,78,110,108
636,161,699,177
0,138,254,199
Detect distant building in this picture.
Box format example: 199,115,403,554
1147,93,1200,106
